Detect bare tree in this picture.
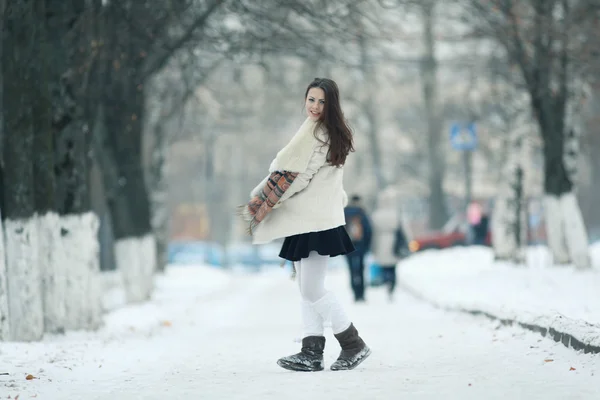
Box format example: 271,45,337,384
579,84,600,236
373,0,450,228
2,0,41,340
419,0,449,229
461,0,599,269
361,43,386,192
1,0,106,341
489,87,533,264
145,53,224,272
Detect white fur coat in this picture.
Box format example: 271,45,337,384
250,118,348,245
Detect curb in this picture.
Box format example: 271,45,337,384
398,279,600,355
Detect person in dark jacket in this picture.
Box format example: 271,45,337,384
344,195,373,302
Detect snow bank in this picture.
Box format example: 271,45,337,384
2,263,230,349
101,264,231,339
0,264,232,398
398,244,600,350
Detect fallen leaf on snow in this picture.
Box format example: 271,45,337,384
161,321,172,327
544,359,554,363
570,367,576,371
25,374,36,380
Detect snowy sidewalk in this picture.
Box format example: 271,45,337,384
2,262,600,399
398,244,600,353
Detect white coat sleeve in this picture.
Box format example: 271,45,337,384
276,144,327,204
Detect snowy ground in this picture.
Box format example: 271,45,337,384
399,244,600,349
2,262,600,399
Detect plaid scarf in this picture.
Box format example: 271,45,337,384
240,171,298,235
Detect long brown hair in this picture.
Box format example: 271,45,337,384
304,78,354,167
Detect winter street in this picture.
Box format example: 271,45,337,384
2,0,600,399
3,262,599,400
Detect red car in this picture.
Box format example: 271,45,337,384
408,214,546,253
408,215,490,252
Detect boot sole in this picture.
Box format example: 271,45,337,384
330,347,371,371
277,359,324,372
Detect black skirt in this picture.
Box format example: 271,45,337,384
279,226,356,262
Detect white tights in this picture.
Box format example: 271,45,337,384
296,251,351,337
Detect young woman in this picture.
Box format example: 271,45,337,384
241,78,371,372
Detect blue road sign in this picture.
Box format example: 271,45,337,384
450,122,477,151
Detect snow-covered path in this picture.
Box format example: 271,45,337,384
3,266,599,399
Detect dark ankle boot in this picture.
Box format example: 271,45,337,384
330,323,371,371
277,336,325,372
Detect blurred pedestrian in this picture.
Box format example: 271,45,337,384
468,201,489,245
467,201,483,245
343,195,372,302
473,212,490,245
240,78,370,372
371,189,410,301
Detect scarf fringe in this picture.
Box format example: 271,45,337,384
236,204,258,236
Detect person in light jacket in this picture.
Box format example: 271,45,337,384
371,188,410,301
241,78,370,372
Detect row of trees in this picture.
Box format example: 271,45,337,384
0,0,597,341
460,0,599,267
163,0,600,269
377,0,599,266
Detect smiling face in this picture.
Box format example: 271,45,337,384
305,87,326,121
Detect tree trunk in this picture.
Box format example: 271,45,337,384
2,0,44,341
0,0,8,341
420,1,448,230
31,0,68,335
579,85,600,236
52,119,101,332
35,0,103,334
541,125,590,269
358,33,385,192
52,115,100,332
492,124,528,264
102,70,155,302
534,82,590,269
103,88,151,239
582,138,600,234
0,205,7,340
515,0,592,269
148,120,170,273
90,2,155,303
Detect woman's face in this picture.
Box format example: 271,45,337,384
305,87,325,121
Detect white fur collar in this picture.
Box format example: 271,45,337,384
269,118,322,173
